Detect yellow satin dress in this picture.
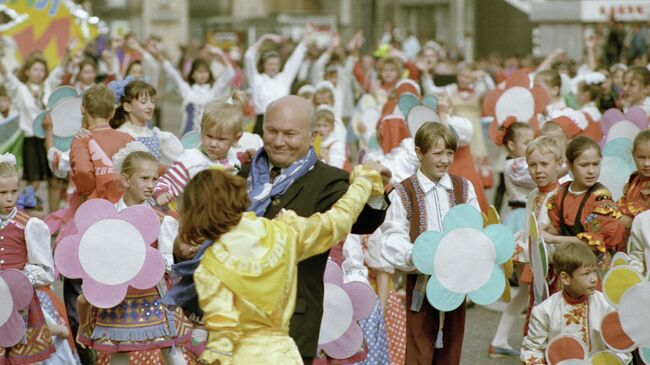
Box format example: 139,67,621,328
194,166,384,365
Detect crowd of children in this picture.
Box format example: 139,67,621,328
0,18,650,365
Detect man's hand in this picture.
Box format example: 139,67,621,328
364,160,392,186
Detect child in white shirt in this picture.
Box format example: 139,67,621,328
521,242,631,365
154,91,248,206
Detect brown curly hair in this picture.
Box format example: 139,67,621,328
178,169,250,245
18,52,49,84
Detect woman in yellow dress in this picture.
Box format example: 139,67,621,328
176,164,384,365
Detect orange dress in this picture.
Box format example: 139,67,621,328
547,182,625,273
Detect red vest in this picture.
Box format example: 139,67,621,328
0,209,31,270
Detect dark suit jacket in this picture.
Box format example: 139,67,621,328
240,160,387,357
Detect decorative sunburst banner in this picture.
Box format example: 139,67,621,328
0,0,101,68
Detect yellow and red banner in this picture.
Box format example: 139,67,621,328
1,0,99,68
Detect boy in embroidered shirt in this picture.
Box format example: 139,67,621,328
381,122,479,365
521,242,631,365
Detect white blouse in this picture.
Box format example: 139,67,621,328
162,60,235,133
245,42,307,114
504,157,536,205
0,208,54,286
4,66,64,137
320,134,346,169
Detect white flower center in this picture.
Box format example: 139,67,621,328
619,282,650,347
495,86,535,124
434,228,496,293
606,120,640,143
319,282,353,344
0,277,14,325
51,97,83,137
79,219,147,285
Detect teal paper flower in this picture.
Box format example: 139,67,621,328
412,204,515,311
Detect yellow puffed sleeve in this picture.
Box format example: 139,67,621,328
194,264,242,365
277,165,383,261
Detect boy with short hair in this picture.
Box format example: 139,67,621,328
70,84,133,202
516,136,565,336
381,122,479,364
521,242,631,364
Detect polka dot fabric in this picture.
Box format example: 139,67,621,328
353,299,391,365
385,291,406,365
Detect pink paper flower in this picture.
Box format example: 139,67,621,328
0,269,33,347
600,106,649,144
54,199,165,309
317,260,377,359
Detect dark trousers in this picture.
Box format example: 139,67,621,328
302,356,314,365
406,275,466,365
64,278,96,364
493,172,506,214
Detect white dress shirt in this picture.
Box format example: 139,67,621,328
381,170,479,272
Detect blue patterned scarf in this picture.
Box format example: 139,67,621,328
248,147,318,216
